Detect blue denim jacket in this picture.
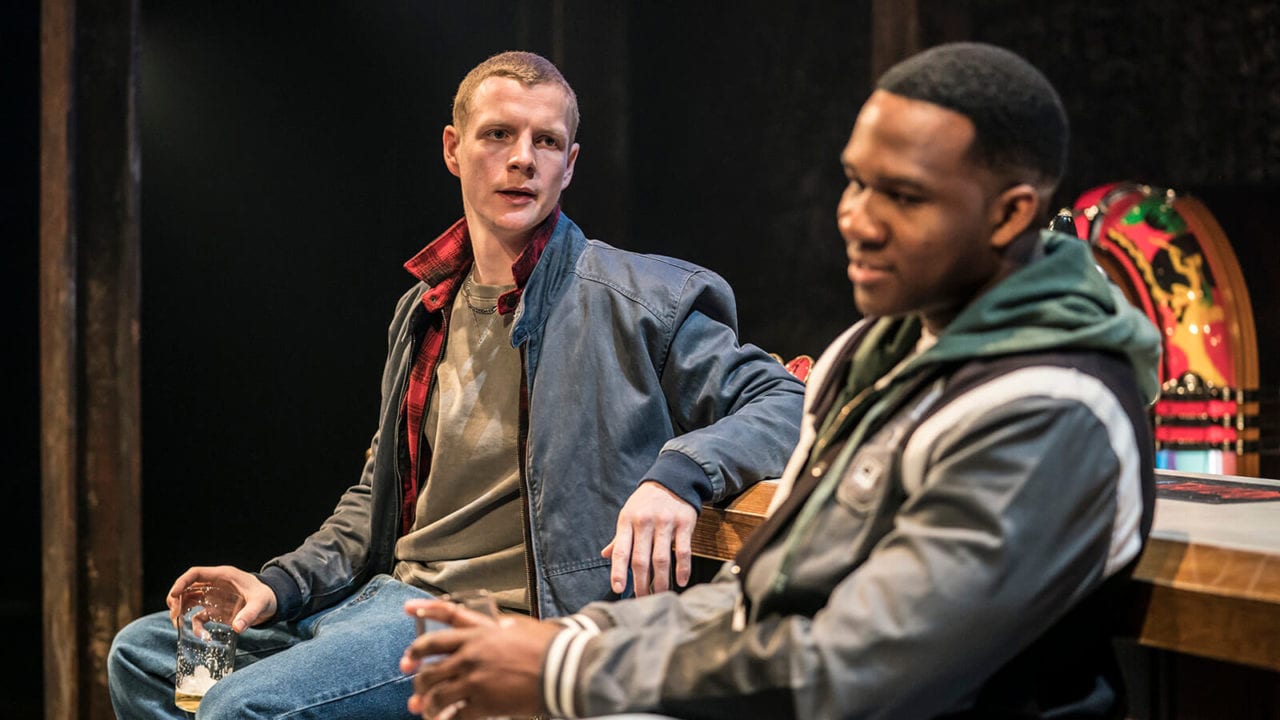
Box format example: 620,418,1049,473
259,214,804,619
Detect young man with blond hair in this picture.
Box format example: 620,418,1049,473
109,51,803,718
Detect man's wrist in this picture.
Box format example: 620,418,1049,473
253,566,296,620
542,615,603,717
647,451,713,509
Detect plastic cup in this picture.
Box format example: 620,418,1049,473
174,582,245,711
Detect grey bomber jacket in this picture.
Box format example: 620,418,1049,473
544,315,1157,718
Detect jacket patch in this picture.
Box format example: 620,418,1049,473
837,449,890,512
851,456,883,492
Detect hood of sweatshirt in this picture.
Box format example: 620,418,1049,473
857,230,1163,406
919,230,1161,402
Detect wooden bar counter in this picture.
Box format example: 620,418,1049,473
693,469,1280,673
1128,470,1280,672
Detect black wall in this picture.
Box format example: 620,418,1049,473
135,0,869,614
5,0,42,716
9,2,1280,717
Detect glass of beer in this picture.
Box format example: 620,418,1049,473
175,582,245,711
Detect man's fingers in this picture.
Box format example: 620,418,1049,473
648,521,674,594
232,595,269,633
407,598,499,632
406,689,424,717
433,699,465,720
448,604,498,628
166,568,200,602
412,649,468,709
408,670,452,719
418,664,492,720
630,522,654,595
166,568,203,625
674,519,694,587
405,598,453,620
611,481,702,596
400,651,422,676
421,676,469,718
406,627,469,663
231,609,253,634
608,525,634,594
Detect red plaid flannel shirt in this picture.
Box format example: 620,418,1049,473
397,208,559,535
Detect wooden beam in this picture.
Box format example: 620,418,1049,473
40,0,78,713
870,0,972,84
870,0,921,85
40,0,141,716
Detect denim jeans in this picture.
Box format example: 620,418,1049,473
108,575,433,719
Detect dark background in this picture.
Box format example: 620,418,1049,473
132,0,871,613
7,1,1279,716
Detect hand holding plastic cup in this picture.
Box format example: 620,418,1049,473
174,582,245,711
412,589,504,720
414,588,501,636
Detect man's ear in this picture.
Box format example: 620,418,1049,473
442,125,462,178
989,183,1040,249
561,142,580,190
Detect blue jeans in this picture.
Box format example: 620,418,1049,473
108,575,434,719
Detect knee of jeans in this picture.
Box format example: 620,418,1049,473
192,674,248,720
109,615,159,675
107,632,127,677
195,659,286,720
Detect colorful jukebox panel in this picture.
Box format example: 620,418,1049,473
1070,183,1268,477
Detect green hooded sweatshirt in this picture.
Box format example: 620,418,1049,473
776,230,1162,593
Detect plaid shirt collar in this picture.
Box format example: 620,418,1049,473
403,205,561,315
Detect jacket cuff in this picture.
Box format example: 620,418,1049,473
554,611,607,635
255,565,302,621
574,605,616,632
646,450,712,510
542,619,602,718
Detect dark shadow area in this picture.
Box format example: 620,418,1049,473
3,0,42,712
4,0,42,717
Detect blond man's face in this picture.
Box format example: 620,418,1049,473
443,77,579,245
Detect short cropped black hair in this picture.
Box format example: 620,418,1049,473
877,42,1068,185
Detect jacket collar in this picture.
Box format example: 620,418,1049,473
510,212,588,346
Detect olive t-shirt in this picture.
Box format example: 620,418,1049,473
392,273,528,612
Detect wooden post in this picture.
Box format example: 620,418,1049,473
870,0,972,84
870,0,921,84
40,0,142,716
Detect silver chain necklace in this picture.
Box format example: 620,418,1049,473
461,273,499,315
460,271,502,344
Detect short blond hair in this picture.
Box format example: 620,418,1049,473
452,51,580,142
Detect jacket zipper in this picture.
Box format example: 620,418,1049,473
392,324,416,534
517,350,540,618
